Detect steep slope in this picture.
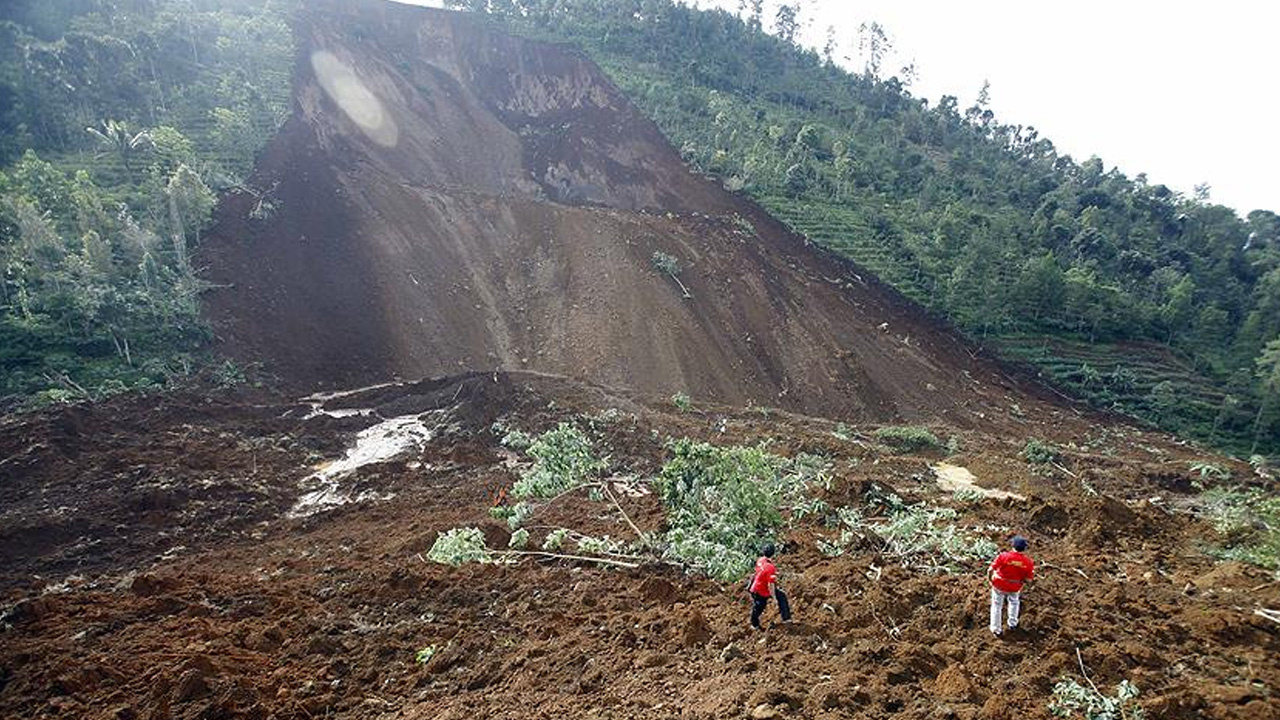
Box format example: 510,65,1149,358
201,0,1048,424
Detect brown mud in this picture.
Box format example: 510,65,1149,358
1,374,1276,719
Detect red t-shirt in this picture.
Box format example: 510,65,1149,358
990,550,1034,593
750,556,777,596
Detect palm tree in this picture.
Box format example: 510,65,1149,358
86,119,152,177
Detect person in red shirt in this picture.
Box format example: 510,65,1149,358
988,535,1034,636
749,543,792,630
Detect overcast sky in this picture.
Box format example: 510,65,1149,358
389,0,1278,215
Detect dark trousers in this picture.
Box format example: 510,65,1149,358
750,589,791,628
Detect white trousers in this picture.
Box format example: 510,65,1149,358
989,587,1021,634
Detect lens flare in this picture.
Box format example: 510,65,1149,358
310,50,398,147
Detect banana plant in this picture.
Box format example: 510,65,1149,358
86,119,153,177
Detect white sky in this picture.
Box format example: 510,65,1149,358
389,0,1279,215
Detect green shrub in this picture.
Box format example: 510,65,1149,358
671,391,692,412
1022,438,1060,464
427,527,490,566
874,426,941,453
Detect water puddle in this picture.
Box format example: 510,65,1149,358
288,412,436,518
934,463,1025,501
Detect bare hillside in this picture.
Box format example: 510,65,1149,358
201,0,1051,424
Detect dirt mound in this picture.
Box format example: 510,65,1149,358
200,0,1057,425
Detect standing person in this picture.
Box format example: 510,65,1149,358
749,543,792,630
988,535,1034,636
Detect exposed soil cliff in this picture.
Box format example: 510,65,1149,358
201,0,1051,425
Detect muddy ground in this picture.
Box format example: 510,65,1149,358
1,373,1276,720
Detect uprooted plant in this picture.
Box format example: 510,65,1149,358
817,485,997,572
1049,679,1143,720
652,250,692,299
1049,649,1143,719
1022,437,1061,465
657,438,831,582
429,427,834,582
495,421,649,541
426,525,644,569
430,423,652,570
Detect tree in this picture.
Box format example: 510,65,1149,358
857,21,892,78
86,119,152,177
822,25,836,65
165,163,215,267
1149,380,1181,427
773,3,799,44
1253,339,1280,453
1160,275,1196,342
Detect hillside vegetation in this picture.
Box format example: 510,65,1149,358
0,0,294,404
448,0,1280,455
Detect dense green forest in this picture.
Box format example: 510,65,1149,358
0,0,293,404
447,0,1280,456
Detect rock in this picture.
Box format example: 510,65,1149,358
750,704,780,719
121,573,176,597
172,670,209,703
3,596,58,624
1204,684,1257,705
810,687,844,710
305,635,343,656
250,625,285,652
719,643,745,662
